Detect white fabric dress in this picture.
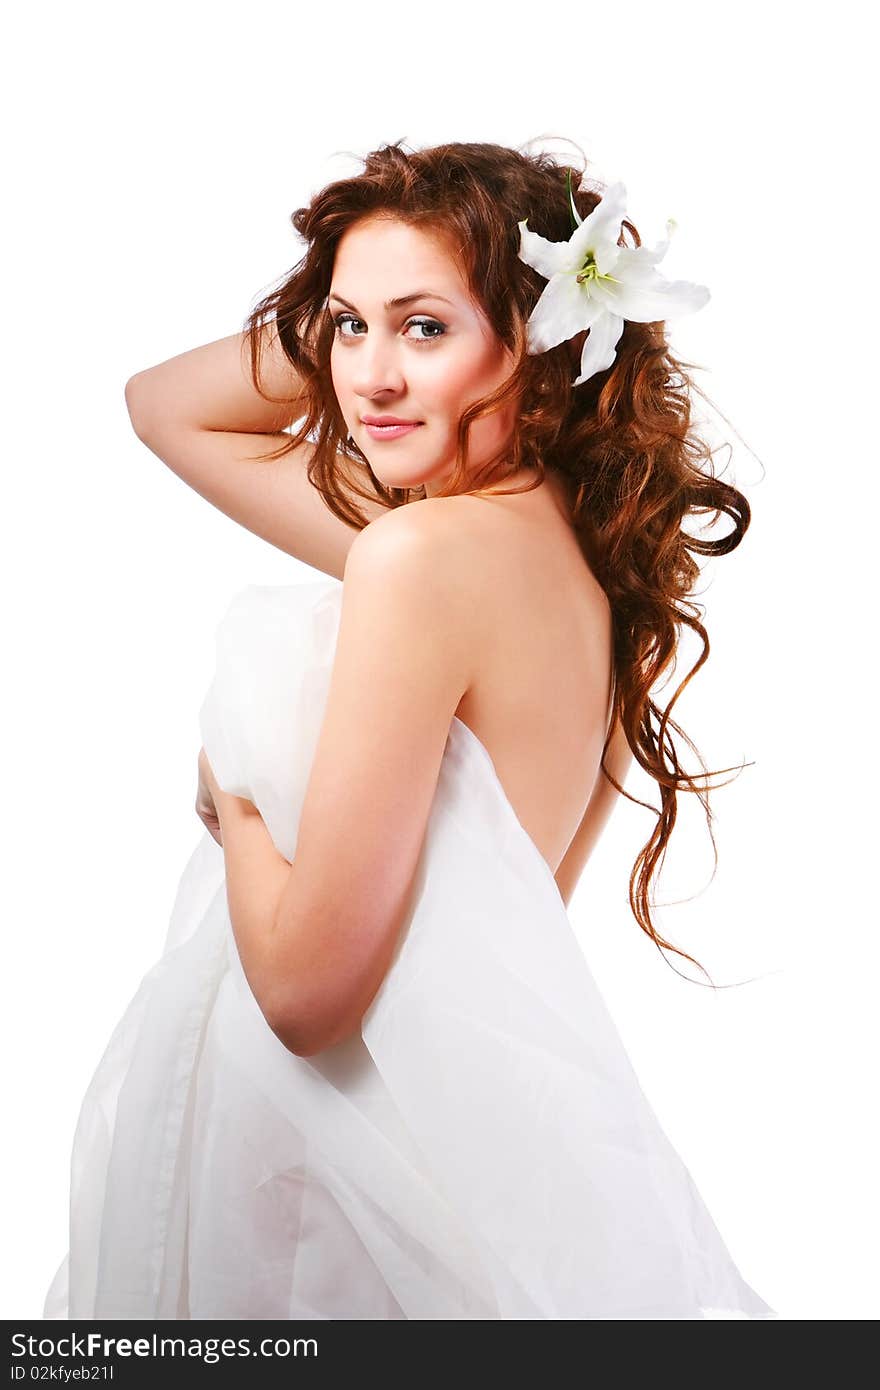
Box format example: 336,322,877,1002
43,575,775,1320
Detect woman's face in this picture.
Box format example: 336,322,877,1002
328,215,518,497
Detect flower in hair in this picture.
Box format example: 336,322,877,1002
517,175,711,387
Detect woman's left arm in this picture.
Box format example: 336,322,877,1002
204,505,476,1061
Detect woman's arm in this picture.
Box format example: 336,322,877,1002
211,787,293,1018
126,326,306,434
124,328,391,579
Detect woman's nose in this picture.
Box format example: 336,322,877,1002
351,336,406,396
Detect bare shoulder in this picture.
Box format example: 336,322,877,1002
349,493,481,545
339,497,489,690
345,496,490,599
342,498,499,708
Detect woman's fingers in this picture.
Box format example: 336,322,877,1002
195,780,223,846
195,797,223,845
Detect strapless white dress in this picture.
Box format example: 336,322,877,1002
42,576,775,1320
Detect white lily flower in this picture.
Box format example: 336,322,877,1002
517,179,710,387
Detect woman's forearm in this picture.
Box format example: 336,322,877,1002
213,790,293,1024
125,327,307,436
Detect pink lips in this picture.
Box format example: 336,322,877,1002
363,421,423,440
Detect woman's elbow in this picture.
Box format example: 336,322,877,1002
124,372,158,441
264,987,362,1058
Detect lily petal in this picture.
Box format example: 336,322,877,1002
647,217,677,263
526,272,606,352
564,180,628,274
591,269,710,322
574,311,625,386
612,220,676,282
518,219,571,280
609,247,667,288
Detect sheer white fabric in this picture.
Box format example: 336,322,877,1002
43,577,775,1320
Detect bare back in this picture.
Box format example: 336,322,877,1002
424,475,617,879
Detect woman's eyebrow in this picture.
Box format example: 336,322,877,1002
328,290,454,312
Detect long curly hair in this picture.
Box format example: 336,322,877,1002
241,137,754,985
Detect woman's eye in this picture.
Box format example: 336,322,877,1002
332,314,446,343
405,317,446,341
333,313,364,339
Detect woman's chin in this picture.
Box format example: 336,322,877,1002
367,458,452,494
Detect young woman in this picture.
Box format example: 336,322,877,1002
43,139,775,1319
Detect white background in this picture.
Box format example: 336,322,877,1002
3,0,876,1321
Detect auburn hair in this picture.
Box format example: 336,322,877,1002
241,137,753,985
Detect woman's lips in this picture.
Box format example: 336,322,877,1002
363,422,423,440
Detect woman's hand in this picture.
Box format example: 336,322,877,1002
196,746,224,845
197,747,261,845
